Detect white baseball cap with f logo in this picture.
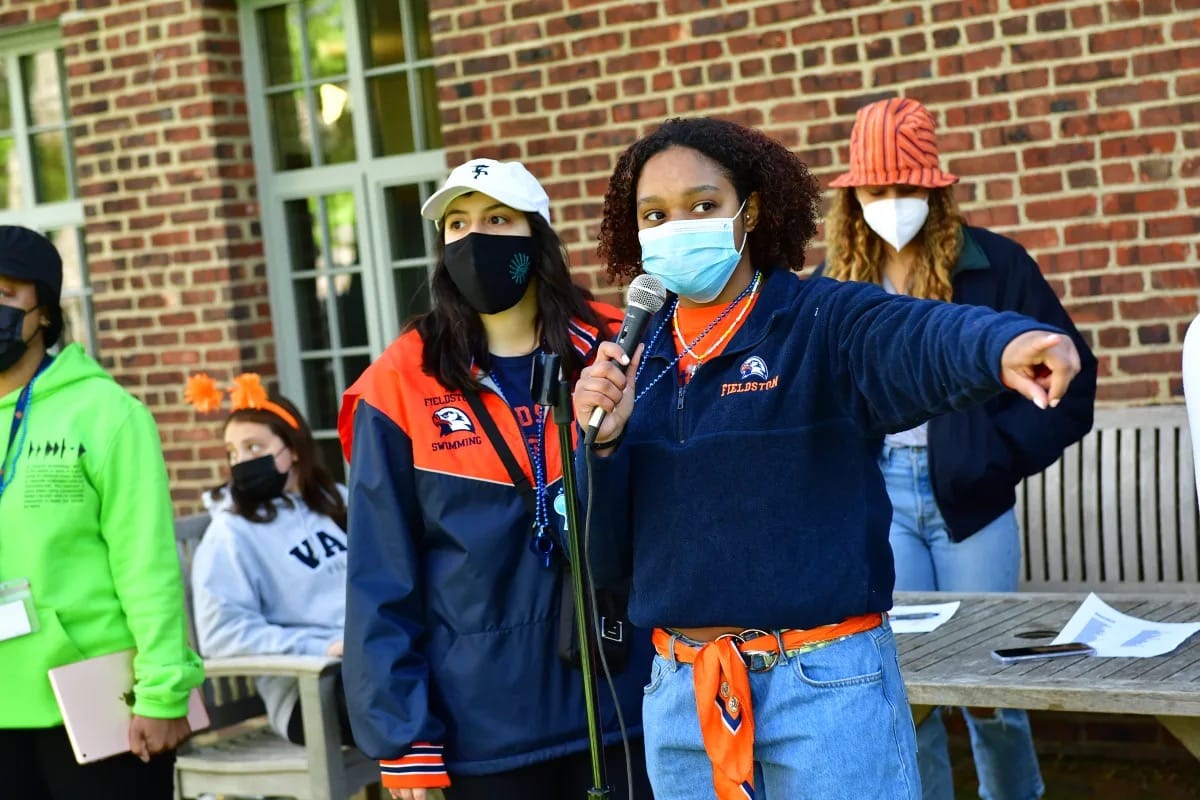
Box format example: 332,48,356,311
420,158,552,226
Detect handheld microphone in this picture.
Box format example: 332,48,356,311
584,273,667,446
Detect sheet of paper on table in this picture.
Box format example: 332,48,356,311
1052,592,1200,657
888,601,960,634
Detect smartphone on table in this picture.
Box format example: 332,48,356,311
991,642,1095,664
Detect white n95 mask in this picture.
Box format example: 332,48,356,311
862,197,929,252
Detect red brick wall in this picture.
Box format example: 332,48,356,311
430,0,1200,406
0,0,269,506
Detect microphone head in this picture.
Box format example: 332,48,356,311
627,273,667,314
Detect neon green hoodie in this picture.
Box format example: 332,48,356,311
0,344,203,727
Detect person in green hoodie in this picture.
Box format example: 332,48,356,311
0,226,204,799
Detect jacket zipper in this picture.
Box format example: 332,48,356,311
675,366,689,443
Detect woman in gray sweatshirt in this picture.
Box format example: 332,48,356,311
189,375,352,744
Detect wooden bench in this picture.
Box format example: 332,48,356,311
173,513,379,800
1017,404,1199,593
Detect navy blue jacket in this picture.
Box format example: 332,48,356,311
582,269,1048,631
338,308,650,783
819,226,1097,540
927,227,1096,539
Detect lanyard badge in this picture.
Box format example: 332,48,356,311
0,578,38,641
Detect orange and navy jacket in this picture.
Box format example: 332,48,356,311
337,303,650,790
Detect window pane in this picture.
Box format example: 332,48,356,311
0,59,12,130
335,273,368,347
325,191,357,265
361,0,405,67
284,197,322,272
344,352,370,389
31,131,69,203
383,183,426,259
293,275,332,350
306,0,347,78
21,50,63,127
58,293,91,349
368,72,414,156
47,225,85,290
412,0,433,60
314,436,345,483
302,357,339,429
418,66,442,149
0,136,15,209
259,5,304,86
268,90,313,170
393,265,431,325
317,81,355,164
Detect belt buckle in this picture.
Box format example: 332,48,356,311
736,628,779,673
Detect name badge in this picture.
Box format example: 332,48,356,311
0,578,38,642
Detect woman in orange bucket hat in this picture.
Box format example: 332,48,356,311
820,97,1098,800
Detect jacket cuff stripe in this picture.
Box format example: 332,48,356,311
380,744,451,789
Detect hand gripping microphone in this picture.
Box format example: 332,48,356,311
584,273,667,446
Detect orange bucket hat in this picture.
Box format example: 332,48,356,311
828,97,958,189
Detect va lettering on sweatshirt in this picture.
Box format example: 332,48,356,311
289,529,348,570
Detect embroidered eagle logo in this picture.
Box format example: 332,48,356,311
432,407,475,436
739,356,769,381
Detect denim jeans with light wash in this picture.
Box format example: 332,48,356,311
880,444,1045,800
641,622,920,800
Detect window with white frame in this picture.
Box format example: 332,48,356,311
0,26,93,354
241,0,445,477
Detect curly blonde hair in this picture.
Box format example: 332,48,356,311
823,187,963,301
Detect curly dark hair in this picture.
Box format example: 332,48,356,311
413,212,609,392
598,117,822,283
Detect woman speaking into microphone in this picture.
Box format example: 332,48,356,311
572,117,1083,800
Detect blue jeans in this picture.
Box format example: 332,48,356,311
880,445,1044,800
641,623,920,800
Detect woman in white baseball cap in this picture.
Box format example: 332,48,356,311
338,159,654,800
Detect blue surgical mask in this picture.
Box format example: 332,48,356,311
637,202,748,303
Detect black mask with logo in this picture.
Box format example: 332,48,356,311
443,232,536,315
0,304,38,373
231,454,289,504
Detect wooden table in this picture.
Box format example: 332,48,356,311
893,591,1200,759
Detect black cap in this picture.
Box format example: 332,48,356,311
0,225,63,304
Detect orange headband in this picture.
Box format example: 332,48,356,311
184,372,300,430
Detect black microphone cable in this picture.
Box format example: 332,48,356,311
583,444,635,800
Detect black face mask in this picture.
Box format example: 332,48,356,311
443,232,536,315
0,304,38,373
230,454,289,503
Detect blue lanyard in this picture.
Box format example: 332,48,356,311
0,356,51,500
487,373,553,568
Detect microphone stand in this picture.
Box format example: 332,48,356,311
532,352,612,800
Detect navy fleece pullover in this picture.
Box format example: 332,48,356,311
582,269,1051,631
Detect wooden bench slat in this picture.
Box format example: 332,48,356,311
1139,429,1161,582
1080,433,1102,584
1099,426,1121,585
1119,426,1141,582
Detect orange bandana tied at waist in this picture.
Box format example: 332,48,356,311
652,613,884,800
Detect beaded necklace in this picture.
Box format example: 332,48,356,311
634,271,762,402
672,269,762,365
487,365,555,568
